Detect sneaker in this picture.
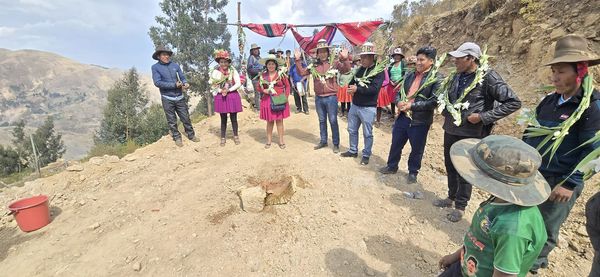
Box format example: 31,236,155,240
295,110,301,114
174,138,183,147
433,198,454,208
304,111,309,115
379,167,398,174
446,209,464,222
340,151,358,158
314,143,328,150
407,173,418,184
360,156,370,165
189,136,200,142
333,145,340,153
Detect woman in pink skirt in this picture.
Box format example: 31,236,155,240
375,68,391,127
258,54,290,149
210,50,243,146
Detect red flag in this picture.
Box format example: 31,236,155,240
243,23,288,37
291,26,337,52
335,21,384,46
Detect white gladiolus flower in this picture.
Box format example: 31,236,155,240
553,131,561,137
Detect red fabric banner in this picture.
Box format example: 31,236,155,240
335,21,384,46
243,23,289,37
290,26,337,52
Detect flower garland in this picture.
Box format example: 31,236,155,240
521,72,595,159
258,68,287,95
436,47,490,126
353,59,390,87
209,66,234,87
398,53,447,102
307,50,339,84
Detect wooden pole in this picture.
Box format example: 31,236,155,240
29,134,41,177
205,0,214,116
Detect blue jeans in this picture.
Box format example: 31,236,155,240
315,95,340,145
347,105,376,157
386,114,430,174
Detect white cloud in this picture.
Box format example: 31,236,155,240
0,26,16,37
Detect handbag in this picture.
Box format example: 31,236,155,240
270,93,287,112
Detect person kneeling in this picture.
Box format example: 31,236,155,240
438,135,550,277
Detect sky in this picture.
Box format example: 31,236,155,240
0,0,399,72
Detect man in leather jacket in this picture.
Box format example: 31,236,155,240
379,46,442,184
434,42,521,222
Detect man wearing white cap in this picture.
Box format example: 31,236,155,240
434,42,521,222
340,42,385,165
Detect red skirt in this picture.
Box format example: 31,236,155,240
377,85,391,107
387,84,398,104
337,85,352,103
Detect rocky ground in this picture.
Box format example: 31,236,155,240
0,99,595,276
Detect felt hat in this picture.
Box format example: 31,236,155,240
544,34,600,66
152,46,173,60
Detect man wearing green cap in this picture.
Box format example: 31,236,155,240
522,34,600,274
438,135,550,277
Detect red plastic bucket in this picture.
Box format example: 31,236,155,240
8,195,50,232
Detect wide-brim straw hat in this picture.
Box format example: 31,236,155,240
390,47,404,58
314,39,331,51
152,46,173,60
259,54,284,66
250,43,261,50
359,42,378,56
450,135,551,206
544,34,600,66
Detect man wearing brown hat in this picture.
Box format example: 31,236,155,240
438,135,550,277
522,34,600,274
247,43,263,111
294,39,351,153
435,42,522,222
151,46,198,147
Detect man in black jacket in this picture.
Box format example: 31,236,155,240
522,34,600,274
434,42,521,222
379,46,442,184
340,42,384,166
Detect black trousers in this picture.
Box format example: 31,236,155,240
443,132,479,210
220,113,239,138
438,261,462,277
161,97,195,140
587,192,600,277
292,84,309,112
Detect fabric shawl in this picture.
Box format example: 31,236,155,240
243,23,289,37
290,26,337,52
335,21,384,46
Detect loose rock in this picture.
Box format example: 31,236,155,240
67,165,84,172
237,186,265,213
132,262,141,271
